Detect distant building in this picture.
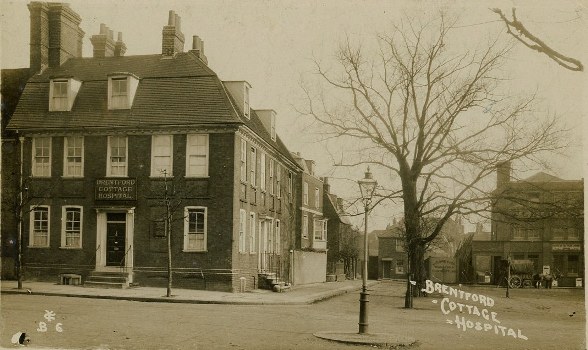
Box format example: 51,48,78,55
377,217,464,282
376,222,407,280
469,162,584,287
323,178,358,280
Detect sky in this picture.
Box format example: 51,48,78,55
1,0,586,231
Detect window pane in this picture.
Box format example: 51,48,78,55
187,135,208,177
34,137,51,177
65,136,83,177
32,207,49,247
64,208,81,248
109,136,127,176
187,208,206,251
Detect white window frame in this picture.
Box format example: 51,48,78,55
186,134,209,177
260,152,266,191
567,228,580,241
61,206,82,249
29,205,50,248
270,112,276,141
244,85,250,119
239,209,247,253
322,220,327,242
269,158,275,195
183,206,207,252
513,227,524,241
250,147,257,186
268,218,274,254
151,135,173,177
108,76,130,109
107,135,128,177
240,139,247,183
249,212,256,253
314,187,320,208
276,165,282,198
303,182,309,205
63,136,83,178
314,219,324,241
32,137,52,177
302,214,308,239
396,239,404,252
50,79,69,111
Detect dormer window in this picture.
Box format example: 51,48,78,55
107,73,139,110
111,77,128,109
244,85,250,119
270,112,276,141
223,81,251,119
49,78,81,112
52,80,68,110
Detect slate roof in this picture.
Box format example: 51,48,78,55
521,172,566,183
325,193,352,225
6,52,300,168
8,53,239,130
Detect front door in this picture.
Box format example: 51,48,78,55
382,261,392,279
106,213,126,266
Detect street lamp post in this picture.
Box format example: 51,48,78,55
357,167,377,334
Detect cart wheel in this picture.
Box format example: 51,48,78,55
509,276,522,288
522,279,533,288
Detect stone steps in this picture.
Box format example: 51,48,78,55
84,271,129,289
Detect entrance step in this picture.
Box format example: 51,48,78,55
84,271,129,289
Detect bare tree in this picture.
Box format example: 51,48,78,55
491,8,583,72
300,13,566,307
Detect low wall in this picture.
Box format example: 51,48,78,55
293,250,327,285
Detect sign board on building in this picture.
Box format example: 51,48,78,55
576,278,583,288
551,243,582,251
95,178,137,200
542,265,550,275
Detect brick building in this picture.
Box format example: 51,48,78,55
323,178,357,280
470,162,584,287
376,224,407,279
289,153,327,284
4,2,305,292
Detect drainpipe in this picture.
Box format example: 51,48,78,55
17,136,24,289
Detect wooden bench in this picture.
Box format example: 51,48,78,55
60,274,82,285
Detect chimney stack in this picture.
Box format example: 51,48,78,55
323,177,330,194
162,10,185,56
336,197,344,211
189,35,208,64
29,2,84,72
496,161,511,188
90,23,116,58
114,32,127,57
28,2,49,73
47,3,84,67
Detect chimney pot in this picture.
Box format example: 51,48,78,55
108,29,113,40
168,10,175,26
175,14,181,31
117,32,123,41
100,23,107,34
162,10,185,56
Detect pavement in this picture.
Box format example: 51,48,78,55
0,279,378,305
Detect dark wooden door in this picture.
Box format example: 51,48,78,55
106,213,126,266
382,261,392,279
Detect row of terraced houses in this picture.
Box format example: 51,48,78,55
1,2,357,292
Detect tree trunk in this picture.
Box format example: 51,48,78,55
166,212,173,297
409,243,426,297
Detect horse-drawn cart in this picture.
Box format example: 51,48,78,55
508,259,535,288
